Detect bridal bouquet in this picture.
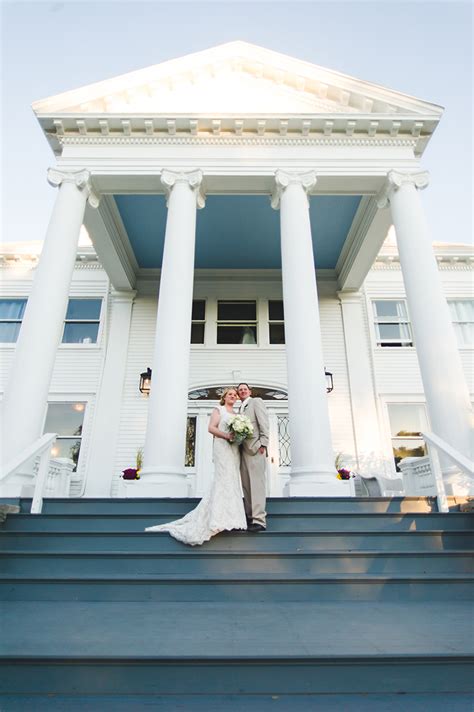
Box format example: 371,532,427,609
227,414,254,445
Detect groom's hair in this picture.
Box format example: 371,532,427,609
237,383,251,391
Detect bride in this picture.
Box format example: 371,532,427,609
144,387,247,546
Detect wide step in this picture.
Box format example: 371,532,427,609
1,496,472,697
1,600,472,694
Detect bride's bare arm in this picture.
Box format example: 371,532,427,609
208,408,232,440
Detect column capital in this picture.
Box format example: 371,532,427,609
160,169,205,209
47,168,100,208
271,170,317,210
377,169,430,209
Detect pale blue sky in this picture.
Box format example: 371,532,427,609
1,0,472,246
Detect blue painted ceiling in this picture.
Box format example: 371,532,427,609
114,194,362,269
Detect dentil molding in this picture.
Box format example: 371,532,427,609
58,135,418,149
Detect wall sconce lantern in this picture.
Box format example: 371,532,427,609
325,368,334,394
139,367,152,395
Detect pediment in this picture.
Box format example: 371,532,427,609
33,41,443,118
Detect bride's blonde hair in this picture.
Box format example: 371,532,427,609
219,387,238,405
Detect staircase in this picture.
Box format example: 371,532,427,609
1,496,473,711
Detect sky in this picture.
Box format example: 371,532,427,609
1,0,472,247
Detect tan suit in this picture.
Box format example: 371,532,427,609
240,397,269,527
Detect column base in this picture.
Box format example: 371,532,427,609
119,466,190,498
285,467,355,497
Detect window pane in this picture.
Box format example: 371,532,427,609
0,322,21,343
62,323,99,344
217,325,257,344
454,323,474,347
269,323,285,344
377,323,412,343
66,299,102,320
269,300,284,320
191,323,205,344
44,403,86,437
374,300,407,318
0,299,26,319
387,404,428,437
50,438,81,471
191,300,205,321
217,301,256,321
449,300,474,321
393,439,427,471
185,416,197,467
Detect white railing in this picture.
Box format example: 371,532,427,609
422,431,474,513
0,433,57,514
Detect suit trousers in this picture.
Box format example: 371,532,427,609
240,448,267,526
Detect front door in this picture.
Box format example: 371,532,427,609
185,386,290,497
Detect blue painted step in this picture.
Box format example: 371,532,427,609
1,600,473,694
2,550,472,575
0,497,472,697
2,529,472,551
1,572,472,602
4,511,472,531
16,496,440,515
1,693,473,711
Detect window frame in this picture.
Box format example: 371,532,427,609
190,299,206,346
268,299,285,345
0,297,27,345
42,397,92,485
216,299,258,346
448,298,474,349
59,297,105,349
372,299,414,348
381,397,430,475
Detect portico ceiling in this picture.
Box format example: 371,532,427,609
114,193,362,270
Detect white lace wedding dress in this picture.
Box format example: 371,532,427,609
144,406,247,546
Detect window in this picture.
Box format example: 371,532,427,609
43,402,86,472
0,299,27,343
217,301,257,344
269,300,285,344
185,416,197,467
62,299,102,344
387,403,428,472
449,300,474,347
373,300,413,347
191,300,205,344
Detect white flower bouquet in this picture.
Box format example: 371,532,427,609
227,414,254,444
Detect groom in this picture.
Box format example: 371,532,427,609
237,383,270,532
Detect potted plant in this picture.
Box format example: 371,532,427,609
122,448,143,480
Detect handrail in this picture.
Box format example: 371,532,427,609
1,433,57,515
422,431,474,513
1,433,57,482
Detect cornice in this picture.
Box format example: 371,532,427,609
57,133,418,149
372,257,473,271
0,254,100,269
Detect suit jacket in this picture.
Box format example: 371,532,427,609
241,397,270,455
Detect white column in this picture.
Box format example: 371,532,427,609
1,169,99,467
338,291,389,476
272,170,340,496
378,170,473,489
84,289,136,497
140,170,204,496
